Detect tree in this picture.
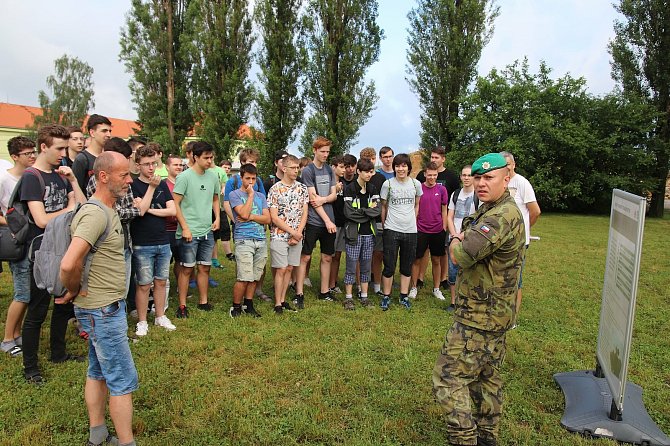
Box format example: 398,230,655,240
406,0,498,153
300,0,383,156
188,0,254,160
610,0,670,217
120,0,194,153
34,54,95,128
254,0,306,175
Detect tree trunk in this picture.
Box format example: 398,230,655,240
165,0,176,148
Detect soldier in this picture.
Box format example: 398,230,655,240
432,153,525,446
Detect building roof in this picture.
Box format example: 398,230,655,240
0,102,137,138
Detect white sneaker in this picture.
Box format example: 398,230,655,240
154,315,177,331
135,321,149,336
408,287,418,299
433,288,446,301
304,278,313,288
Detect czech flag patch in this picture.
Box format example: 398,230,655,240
480,225,491,233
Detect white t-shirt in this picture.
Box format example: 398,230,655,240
0,169,19,215
507,173,536,245
448,189,476,233
380,177,422,233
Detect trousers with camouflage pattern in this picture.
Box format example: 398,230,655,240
432,321,506,446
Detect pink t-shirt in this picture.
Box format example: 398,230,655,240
417,183,448,233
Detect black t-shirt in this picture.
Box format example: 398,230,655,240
130,179,173,246
20,168,72,241
72,150,97,193
333,176,356,227
416,168,460,200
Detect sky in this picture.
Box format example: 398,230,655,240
0,0,621,156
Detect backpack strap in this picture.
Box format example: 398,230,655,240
452,188,462,207
79,199,112,296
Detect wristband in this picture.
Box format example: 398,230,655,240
449,236,462,244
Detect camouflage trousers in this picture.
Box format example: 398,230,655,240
432,321,507,446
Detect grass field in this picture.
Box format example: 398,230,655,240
0,213,668,445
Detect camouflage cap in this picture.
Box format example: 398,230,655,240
471,153,507,175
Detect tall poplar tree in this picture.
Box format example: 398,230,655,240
34,54,95,128
120,0,194,153
189,0,254,159
406,0,498,152
300,0,383,156
254,0,306,174
610,0,670,217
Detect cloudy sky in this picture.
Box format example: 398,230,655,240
0,0,620,155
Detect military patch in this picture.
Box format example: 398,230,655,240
481,225,491,233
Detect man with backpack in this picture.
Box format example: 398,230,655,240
60,151,139,446
72,114,112,192
20,124,86,384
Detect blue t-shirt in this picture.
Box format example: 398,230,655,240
377,168,395,180
224,174,265,201
229,189,267,241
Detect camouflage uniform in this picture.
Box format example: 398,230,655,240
433,189,525,446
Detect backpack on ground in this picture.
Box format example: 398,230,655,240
451,188,480,211
0,167,45,261
33,199,111,297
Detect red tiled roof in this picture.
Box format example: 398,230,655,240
0,102,137,138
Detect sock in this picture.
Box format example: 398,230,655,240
400,293,408,300
373,283,381,293
1,340,16,352
345,294,353,300
89,424,109,445
120,441,136,446
360,293,368,298
243,298,253,308
14,336,22,346
233,303,242,310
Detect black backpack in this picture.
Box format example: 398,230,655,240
451,188,480,211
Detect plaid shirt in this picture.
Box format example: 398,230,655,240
85,176,140,223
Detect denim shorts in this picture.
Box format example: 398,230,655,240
132,244,171,285
178,231,215,268
74,299,139,396
447,250,460,285
9,255,31,303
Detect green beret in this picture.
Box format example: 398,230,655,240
471,153,507,175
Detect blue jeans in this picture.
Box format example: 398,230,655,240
9,254,31,303
447,250,459,285
74,299,139,396
178,231,215,267
132,244,171,285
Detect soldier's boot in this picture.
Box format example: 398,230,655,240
477,437,497,446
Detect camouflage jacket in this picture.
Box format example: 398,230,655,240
452,190,525,332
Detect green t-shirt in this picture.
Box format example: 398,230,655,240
155,164,169,179
173,167,221,238
71,203,126,309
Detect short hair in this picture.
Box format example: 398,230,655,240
425,161,440,172
299,157,312,168
462,164,472,171
330,155,344,167
103,137,133,158
500,151,514,162
127,137,147,150
343,154,357,167
192,141,214,158
240,163,257,177
359,147,376,161
167,153,183,165
184,140,197,153
135,145,157,163
357,158,374,172
93,151,119,180
65,125,83,135
313,136,332,152
144,142,162,159
87,114,111,132
431,147,446,157
38,124,70,148
379,146,393,157
274,149,289,162
220,159,232,167
8,136,35,157
239,147,260,163
392,153,412,172
283,154,300,166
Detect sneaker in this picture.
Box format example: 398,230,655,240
399,296,411,309
25,373,46,386
176,305,189,319
129,309,139,319
360,296,372,307
304,278,313,288
274,305,283,315
416,279,424,289
293,294,305,310
211,258,223,268
330,286,343,294
380,296,390,311
154,315,176,331
510,323,518,330
208,278,219,287
440,279,450,290
229,306,243,318
135,321,149,336
446,304,456,313
408,287,418,299
51,353,86,363
188,279,196,289
226,253,236,261
255,291,272,302
197,302,214,311
282,301,298,313
86,433,118,446
243,305,262,318
343,298,355,310
432,288,446,301
1,342,22,357
318,291,336,302
375,289,384,296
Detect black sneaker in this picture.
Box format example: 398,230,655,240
176,305,189,319
274,305,283,315
293,294,304,310
282,301,298,313
51,353,85,364
229,306,243,318
440,279,450,290
25,373,45,386
416,279,424,289
318,291,336,302
446,304,455,313
197,302,214,311
375,289,384,296
343,298,355,310
243,305,262,318
226,253,236,261
360,296,372,307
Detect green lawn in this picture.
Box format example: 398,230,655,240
0,214,668,445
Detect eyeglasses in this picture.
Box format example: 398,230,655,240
18,151,38,157
138,161,158,168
